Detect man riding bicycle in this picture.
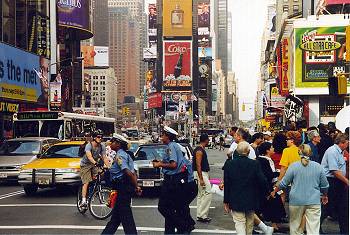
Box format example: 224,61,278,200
79,129,110,208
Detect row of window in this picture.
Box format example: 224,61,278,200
92,86,106,91
0,0,50,57
283,4,300,13
92,97,106,102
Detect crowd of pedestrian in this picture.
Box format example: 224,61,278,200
221,122,349,235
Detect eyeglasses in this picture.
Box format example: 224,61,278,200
96,135,103,139
286,138,292,141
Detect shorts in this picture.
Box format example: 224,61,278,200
80,164,98,184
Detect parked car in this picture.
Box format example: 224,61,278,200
18,141,84,196
134,143,193,189
0,137,60,182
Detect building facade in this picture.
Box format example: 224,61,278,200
84,67,117,118
0,0,51,140
92,0,109,47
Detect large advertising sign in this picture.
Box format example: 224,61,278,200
57,0,90,31
28,14,50,58
267,5,276,40
295,26,347,89
81,46,109,67
148,93,163,109
0,42,49,104
198,2,210,36
163,41,192,91
281,38,290,96
198,60,212,98
163,0,193,37
148,4,157,39
49,82,62,111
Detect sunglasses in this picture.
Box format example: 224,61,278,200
96,135,103,138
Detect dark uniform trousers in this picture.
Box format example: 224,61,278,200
321,177,349,234
158,174,197,234
102,181,137,235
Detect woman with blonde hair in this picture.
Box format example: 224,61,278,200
270,144,329,235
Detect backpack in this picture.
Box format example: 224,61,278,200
78,141,89,157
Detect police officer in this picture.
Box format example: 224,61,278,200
102,133,142,235
153,126,195,234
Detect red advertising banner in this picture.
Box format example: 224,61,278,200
163,41,192,91
148,92,163,109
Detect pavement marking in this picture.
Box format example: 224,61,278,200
0,225,236,234
0,204,215,209
0,190,24,200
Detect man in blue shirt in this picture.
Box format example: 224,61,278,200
321,133,349,234
153,126,195,234
307,130,321,163
102,133,141,235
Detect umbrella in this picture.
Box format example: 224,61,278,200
335,105,350,133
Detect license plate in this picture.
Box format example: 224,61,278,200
38,178,50,185
142,181,154,187
0,173,7,178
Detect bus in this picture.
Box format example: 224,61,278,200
13,111,116,140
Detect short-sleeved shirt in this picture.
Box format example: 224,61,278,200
162,141,186,176
109,149,135,180
279,145,300,168
321,144,346,178
80,142,106,166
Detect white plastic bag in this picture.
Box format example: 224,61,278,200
211,184,224,197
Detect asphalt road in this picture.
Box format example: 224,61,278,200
0,148,340,234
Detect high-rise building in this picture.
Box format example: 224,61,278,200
92,0,109,46
276,0,302,31
227,11,232,71
108,7,140,103
108,0,147,101
214,0,228,76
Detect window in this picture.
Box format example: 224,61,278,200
293,0,299,2
3,0,16,44
16,0,27,49
293,5,299,13
283,5,289,12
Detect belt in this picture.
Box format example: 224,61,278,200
164,172,187,181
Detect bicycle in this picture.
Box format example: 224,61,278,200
77,166,115,220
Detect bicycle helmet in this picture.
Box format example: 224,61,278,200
92,129,103,138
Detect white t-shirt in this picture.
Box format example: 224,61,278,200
228,141,256,160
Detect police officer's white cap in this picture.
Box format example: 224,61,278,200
112,133,128,143
164,126,178,136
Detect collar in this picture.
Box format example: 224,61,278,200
259,155,272,161
334,144,342,154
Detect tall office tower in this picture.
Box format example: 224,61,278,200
213,0,228,77
227,11,232,71
92,0,109,46
108,0,147,99
109,7,140,103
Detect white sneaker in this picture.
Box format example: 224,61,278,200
79,201,87,209
264,226,274,235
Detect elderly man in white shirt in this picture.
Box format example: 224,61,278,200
227,128,256,160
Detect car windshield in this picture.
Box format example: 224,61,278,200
129,143,139,153
0,141,41,155
135,145,167,161
41,145,80,158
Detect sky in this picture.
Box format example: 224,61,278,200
229,0,269,120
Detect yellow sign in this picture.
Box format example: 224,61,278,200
299,40,341,52
0,83,37,102
271,87,279,97
346,26,350,62
0,102,19,113
163,0,193,37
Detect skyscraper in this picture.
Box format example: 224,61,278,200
108,0,147,103
92,0,109,46
214,0,228,77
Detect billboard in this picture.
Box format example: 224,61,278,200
148,93,163,109
281,38,290,96
163,0,193,37
295,26,347,89
0,42,49,104
198,60,212,98
57,0,90,31
163,41,192,91
198,47,212,58
267,5,276,40
143,47,157,59
49,82,62,111
81,46,109,67
198,2,210,36
148,3,157,43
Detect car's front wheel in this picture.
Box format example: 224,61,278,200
23,184,38,196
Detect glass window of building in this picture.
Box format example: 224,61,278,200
283,5,289,12
16,0,27,49
293,5,299,13
3,0,16,44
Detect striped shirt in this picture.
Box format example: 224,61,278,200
279,161,329,206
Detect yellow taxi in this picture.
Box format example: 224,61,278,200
18,141,85,196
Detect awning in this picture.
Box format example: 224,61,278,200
335,105,350,132
326,0,350,5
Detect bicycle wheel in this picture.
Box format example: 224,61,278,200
76,186,88,214
88,186,113,220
